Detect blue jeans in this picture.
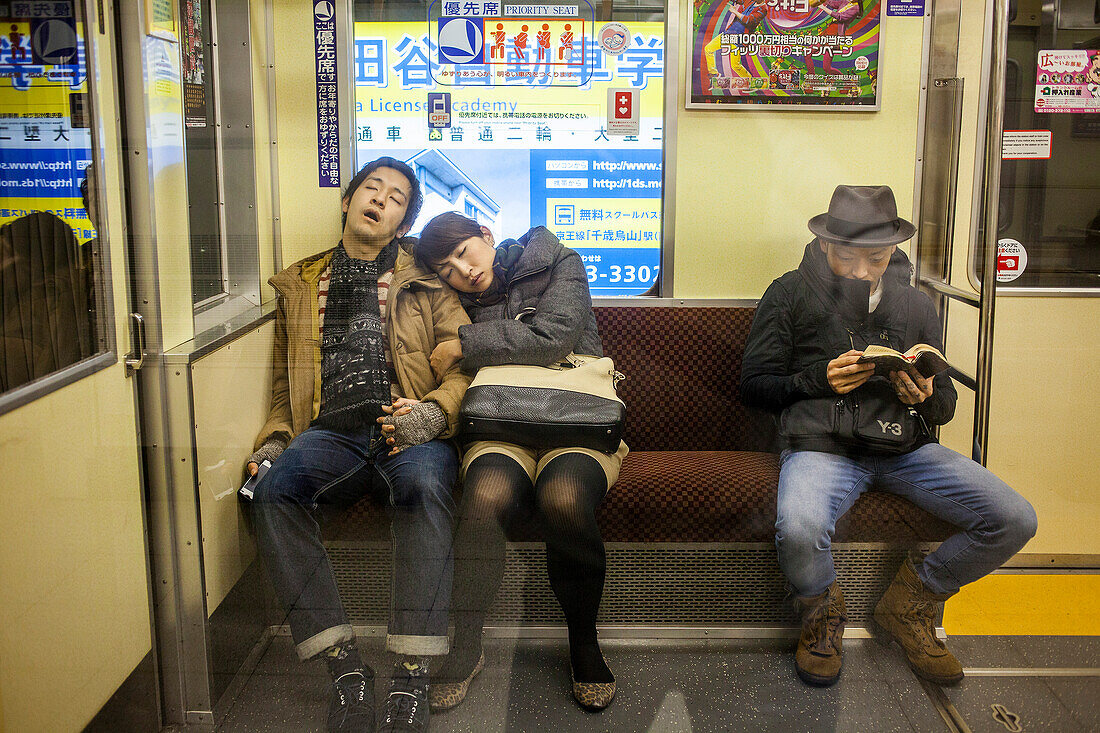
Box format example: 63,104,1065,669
776,443,1037,597
251,425,458,660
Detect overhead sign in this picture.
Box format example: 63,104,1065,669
429,0,597,86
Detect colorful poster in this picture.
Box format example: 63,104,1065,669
1034,50,1100,114
182,0,207,127
688,0,881,108
0,2,96,242
353,18,665,296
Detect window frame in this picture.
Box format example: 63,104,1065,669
344,0,679,298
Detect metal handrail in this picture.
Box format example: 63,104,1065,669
919,276,982,306
973,0,1009,465
948,366,978,391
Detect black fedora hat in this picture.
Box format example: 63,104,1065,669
807,185,916,247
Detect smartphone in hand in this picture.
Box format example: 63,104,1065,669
239,459,271,501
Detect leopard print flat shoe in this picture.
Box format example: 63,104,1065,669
428,650,484,711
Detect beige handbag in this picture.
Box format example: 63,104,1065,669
459,354,626,453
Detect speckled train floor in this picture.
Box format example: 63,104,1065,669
215,635,1100,732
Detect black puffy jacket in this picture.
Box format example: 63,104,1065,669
740,240,957,454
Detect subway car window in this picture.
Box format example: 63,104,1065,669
0,1,106,395
979,0,1100,288
181,0,224,305
352,0,666,296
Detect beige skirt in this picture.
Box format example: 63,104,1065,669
461,439,629,492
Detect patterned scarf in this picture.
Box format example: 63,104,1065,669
314,241,398,432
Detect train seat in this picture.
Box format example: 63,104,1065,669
329,305,956,545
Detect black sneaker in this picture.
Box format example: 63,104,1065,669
327,670,374,732
379,675,429,733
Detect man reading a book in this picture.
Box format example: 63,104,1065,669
741,185,1037,688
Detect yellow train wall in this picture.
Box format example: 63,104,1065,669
0,3,152,730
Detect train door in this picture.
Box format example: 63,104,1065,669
0,2,159,731
917,0,1099,561
113,0,276,727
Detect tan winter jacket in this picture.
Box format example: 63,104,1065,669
253,239,472,450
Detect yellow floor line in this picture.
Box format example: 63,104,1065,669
943,574,1100,636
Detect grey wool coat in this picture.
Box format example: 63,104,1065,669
458,226,603,371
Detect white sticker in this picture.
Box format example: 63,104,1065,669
607,88,639,136
996,239,1028,283
1002,130,1052,159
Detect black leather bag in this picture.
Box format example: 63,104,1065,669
459,354,626,453
780,379,926,454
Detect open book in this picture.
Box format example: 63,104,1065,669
857,344,951,380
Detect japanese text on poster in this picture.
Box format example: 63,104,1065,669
689,0,880,107
315,1,340,187
1034,50,1100,114
354,19,665,295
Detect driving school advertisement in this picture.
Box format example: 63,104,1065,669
0,2,94,242
689,0,881,108
352,17,664,296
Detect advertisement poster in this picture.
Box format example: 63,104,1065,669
0,1,95,243
688,0,881,108
1034,49,1100,114
353,17,665,296
315,1,340,187
182,0,207,127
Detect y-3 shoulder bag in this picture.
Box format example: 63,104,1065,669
780,379,928,454
459,353,626,453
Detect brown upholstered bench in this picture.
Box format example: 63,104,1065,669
593,306,955,545
330,305,954,544
319,305,956,625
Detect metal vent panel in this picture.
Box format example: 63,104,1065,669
328,542,929,626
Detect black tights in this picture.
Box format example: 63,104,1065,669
449,451,612,682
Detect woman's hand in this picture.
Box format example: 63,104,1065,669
246,462,258,476
890,370,934,405
430,339,463,381
826,350,876,394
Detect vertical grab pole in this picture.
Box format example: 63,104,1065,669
973,0,1008,465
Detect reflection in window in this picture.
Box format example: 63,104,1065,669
0,3,104,394
0,211,95,390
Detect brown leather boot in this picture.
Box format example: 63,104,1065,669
794,581,846,686
873,559,964,685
